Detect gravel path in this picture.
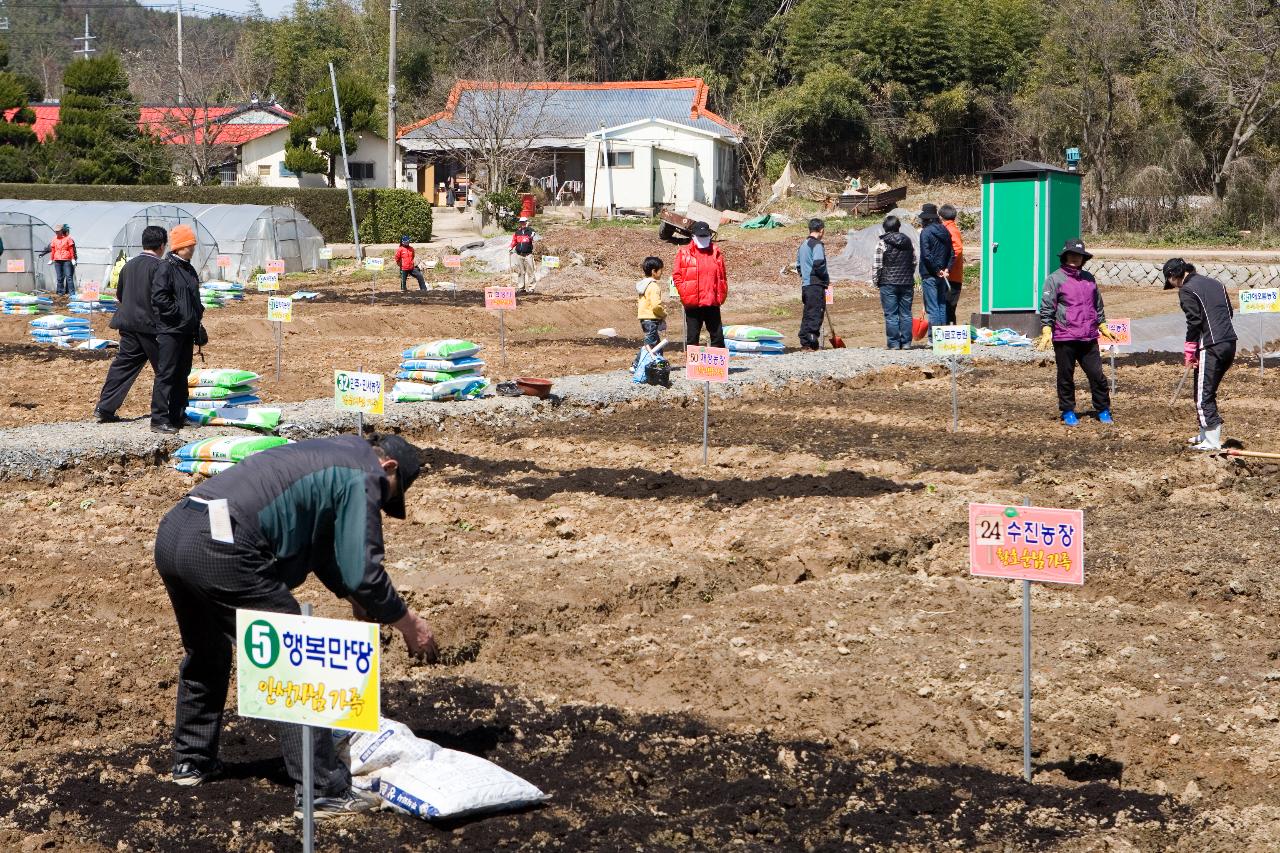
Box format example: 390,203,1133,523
0,345,1039,480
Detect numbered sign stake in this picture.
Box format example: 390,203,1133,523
1103,318,1131,392
335,368,384,436
485,286,517,367
932,325,972,432
256,272,280,292
237,603,379,853
969,500,1084,782
362,257,385,302
686,345,730,465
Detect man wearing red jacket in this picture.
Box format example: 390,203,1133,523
672,221,728,347
394,236,426,291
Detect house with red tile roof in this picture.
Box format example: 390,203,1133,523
8,99,396,189
397,78,741,213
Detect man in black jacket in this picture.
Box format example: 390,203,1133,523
94,226,168,423
917,203,954,329
154,433,438,818
1164,258,1237,450
151,224,205,434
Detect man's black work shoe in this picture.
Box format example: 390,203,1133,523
94,409,121,423
294,788,379,820
151,423,180,434
172,759,223,787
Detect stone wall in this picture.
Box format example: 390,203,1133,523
1091,260,1280,289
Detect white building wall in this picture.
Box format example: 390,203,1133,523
582,121,732,216
238,129,396,189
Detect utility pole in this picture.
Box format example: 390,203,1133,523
73,14,97,59
386,1,399,189
176,0,185,105
331,62,363,262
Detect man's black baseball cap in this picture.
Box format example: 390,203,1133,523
370,433,423,518
690,221,712,238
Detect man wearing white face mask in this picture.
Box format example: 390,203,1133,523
672,221,728,347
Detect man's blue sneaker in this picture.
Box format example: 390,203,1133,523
1062,411,1079,426
1098,410,1113,424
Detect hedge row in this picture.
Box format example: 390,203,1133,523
0,184,432,243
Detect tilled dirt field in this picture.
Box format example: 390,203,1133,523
3,356,1280,850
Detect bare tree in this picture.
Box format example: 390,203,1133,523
730,87,797,206
413,58,566,192
1151,0,1280,201
123,30,240,184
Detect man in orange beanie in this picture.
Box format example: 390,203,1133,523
150,223,205,434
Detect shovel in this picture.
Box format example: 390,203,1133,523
825,311,845,349
1169,364,1192,404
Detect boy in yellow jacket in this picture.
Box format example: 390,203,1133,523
631,256,666,371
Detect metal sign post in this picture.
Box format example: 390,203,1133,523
300,602,315,853
950,356,959,433
932,325,970,433
1103,318,1131,393
267,297,292,382
686,346,729,465
969,500,1084,783
1238,290,1279,375
485,287,516,368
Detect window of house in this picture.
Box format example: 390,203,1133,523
349,162,375,181
257,164,271,177
607,150,633,169
279,162,296,178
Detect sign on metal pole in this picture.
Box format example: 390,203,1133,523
362,257,385,272
318,247,334,261
485,286,517,368
969,501,1084,783
236,605,379,851
256,272,280,292
6,258,24,273
1102,317,1131,392
932,325,971,432
541,255,560,269
1239,288,1280,374
216,254,232,270
79,280,101,302
268,297,292,381
335,370,384,415
686,345,729,465
442,255,462,269
266,259,286,275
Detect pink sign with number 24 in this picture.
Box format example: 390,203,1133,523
968,502,1084,585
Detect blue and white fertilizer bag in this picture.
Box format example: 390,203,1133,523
341,717,547,820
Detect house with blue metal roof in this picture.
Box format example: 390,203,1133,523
397,78,741,214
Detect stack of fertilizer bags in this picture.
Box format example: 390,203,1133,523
68,294,117,315
392,339,491,402
29,314,92,347
200,280,245,309
723,325,785,357
171,435,291,476
184,368,283,433
2,292,51,316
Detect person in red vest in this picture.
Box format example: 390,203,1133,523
394,236,426,291
672,221,728,347
39,224,78,296
509,216,537,292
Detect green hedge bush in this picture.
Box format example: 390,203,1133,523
0,183,431,243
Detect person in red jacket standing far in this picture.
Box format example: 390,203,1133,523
394,236,426,291
39,223,78,296
672,221,728,347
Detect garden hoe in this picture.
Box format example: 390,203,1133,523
826,312,845,349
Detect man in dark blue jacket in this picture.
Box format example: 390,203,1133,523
796,218,829,350
917,203,954,329
153,433,437,819
94,225,167,423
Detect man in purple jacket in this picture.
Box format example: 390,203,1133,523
1035,239,1116,425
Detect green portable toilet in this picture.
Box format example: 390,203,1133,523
978,160,1082,334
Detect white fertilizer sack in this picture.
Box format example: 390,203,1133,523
343,718,547,820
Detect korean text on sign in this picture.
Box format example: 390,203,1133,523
442,255,462,269
1239,288,1280,314
686,345,730,383
79,281,101,302
968,502,1084,585
334,370,384,415
541,255,560,269
932,325,972,356
235,609,380,732
6,259,25,273
256,272,280,292
1104,318,1132,346
318,247,334,260
363,257,385,272
266,259,286,274
267,296,293,323
485,286,517,310
216,255,232,269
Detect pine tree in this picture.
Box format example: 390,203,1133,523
284,73,378,187
46,54,166,185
